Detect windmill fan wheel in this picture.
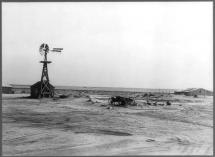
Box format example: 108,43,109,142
39,43,49,55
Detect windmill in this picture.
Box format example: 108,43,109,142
31,43,63,98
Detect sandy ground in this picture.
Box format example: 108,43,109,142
2,93,213,155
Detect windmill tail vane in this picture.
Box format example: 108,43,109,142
50,48,63,53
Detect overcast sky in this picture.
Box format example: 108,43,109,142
2,2,213,90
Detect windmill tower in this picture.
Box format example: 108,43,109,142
30,43,63,98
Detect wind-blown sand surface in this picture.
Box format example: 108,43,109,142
2,93,213,155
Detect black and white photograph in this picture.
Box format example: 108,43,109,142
2,1,213,156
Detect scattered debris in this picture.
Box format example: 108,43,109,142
153,102,157,106
147,101,151,105
166,101,171,106
59,94,70,99
167,137,191,145
107,106,114,110
109,96,136,107
158,103,164,106
146,139,155,142
143,93,148,97
149,93,155,97
88,95,109,104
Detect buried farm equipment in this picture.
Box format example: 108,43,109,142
108,96,137,107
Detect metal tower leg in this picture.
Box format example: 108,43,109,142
39,62,53,98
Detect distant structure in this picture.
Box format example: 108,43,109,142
2,85,13,94
10,84,30,94
30,43,63,98
174,88,213,96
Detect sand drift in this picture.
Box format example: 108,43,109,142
2,93,213,155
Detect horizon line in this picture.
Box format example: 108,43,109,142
4,83,213,91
